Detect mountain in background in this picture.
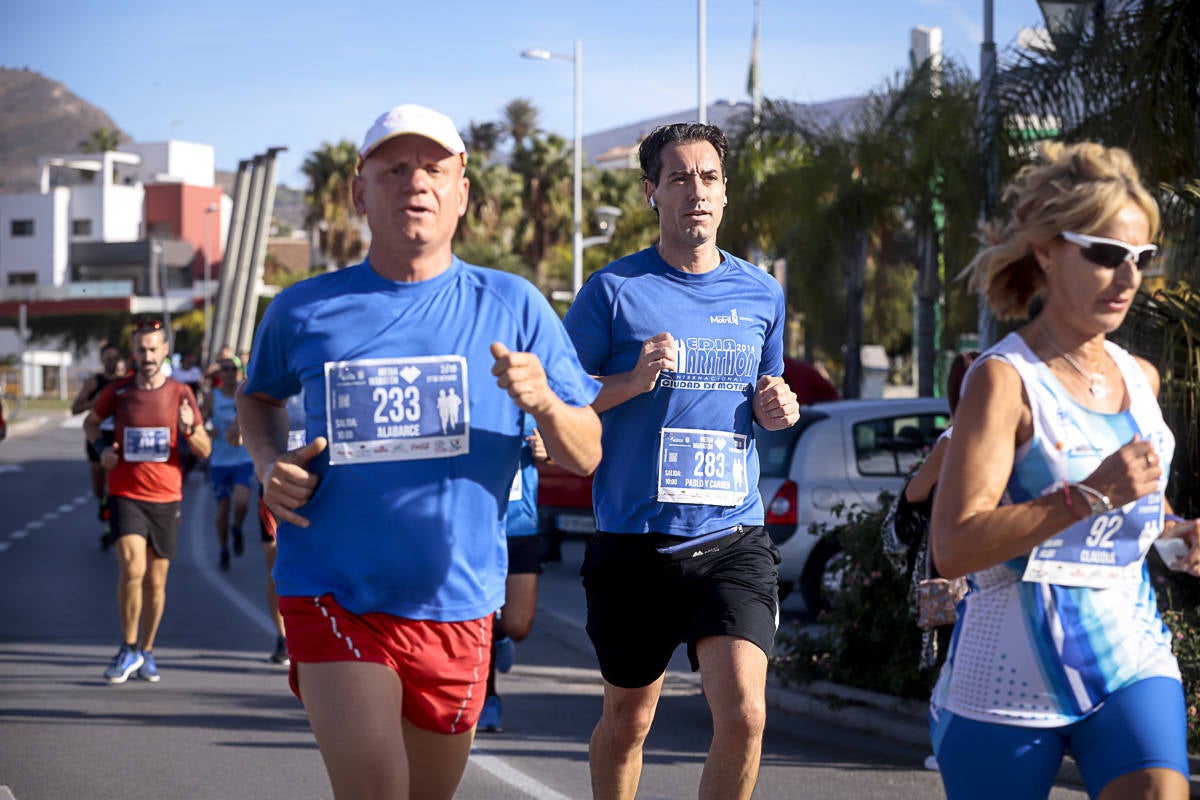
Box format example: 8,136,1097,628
0,67,306,231
0,67,126,194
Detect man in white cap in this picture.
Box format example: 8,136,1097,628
237,104,602,799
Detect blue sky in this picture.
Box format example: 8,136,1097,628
4,0,1042,188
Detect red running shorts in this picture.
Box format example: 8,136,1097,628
279,593,492,734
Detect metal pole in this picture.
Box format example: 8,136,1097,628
202,203,218,364
237,147,286,356
226,156,267,357
210,160,251,359
572,39,583,299
155,240,172,348
698,0,707,123
977,0,1000,350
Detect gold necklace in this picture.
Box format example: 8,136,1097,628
1039,320,1108,400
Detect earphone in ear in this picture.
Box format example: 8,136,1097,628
649,197,657,209
723,197,728,206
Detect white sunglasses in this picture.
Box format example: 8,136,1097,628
1060,231,1158,270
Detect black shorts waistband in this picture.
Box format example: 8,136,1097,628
594,525,758,561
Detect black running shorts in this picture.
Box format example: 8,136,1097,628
506,534,542,576
109,496,181,560
581,525,781,689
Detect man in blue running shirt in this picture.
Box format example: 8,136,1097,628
565,122,800,800
236,103,601,800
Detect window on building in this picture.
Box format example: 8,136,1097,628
10,219,34,237
7,273,37,286
72,219,93,236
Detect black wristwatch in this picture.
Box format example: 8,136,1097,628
180,423,195,438
91,438,109,454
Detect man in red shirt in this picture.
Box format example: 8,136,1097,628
84,320,212,684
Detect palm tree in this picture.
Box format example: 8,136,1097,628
456,157,527,276
300,140,363,270
465,121,504,162
510,132,572,290
79,127,124,153
503,99,541,151
999,0,1199,283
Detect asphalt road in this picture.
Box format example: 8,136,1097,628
0,412,1087,799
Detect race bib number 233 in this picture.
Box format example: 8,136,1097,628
324,356,469,465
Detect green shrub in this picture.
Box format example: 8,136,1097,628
771,500,936,700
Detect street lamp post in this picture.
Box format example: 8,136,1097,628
977,0,1000,350
152,240,171,348
203,202,219,364
978,0,1102,351
522,40,584,298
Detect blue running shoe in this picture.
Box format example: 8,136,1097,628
137,650,160,682
478,695,503,733
103,645,144,684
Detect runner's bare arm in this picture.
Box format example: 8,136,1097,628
588,332,676,414
931,358,1162,578
71,377,98,415
179,398,211,460
236,386,325,528
490,342,601,476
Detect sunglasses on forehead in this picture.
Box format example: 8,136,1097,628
135,319,164,332
1060,231,1158,270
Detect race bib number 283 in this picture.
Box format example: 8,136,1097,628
324,356,469,465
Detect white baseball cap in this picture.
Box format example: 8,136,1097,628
358,104,468,170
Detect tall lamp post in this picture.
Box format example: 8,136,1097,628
203,202,219,364
522,40,584,298
977,0,1000,350
978,0,1101,350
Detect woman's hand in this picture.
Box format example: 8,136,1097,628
1079,435,1162,508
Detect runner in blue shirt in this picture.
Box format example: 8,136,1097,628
236,104,601,800
564,122,799,800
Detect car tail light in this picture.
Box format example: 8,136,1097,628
765,481,797,526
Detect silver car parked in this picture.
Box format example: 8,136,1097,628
755,397,950,612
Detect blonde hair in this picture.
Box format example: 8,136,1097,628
963,141,1160,321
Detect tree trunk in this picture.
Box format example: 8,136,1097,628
842,227,868,399
914,214,941,397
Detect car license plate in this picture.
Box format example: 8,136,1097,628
556,514,596,534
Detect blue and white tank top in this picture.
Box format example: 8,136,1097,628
931,332,1178,728
208,390,253,468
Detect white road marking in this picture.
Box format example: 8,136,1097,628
25,521,43,530
0,543,10,552
186,489,277,636
0,465,22,474
184,486,575,799
11,530,28,539
468,744,577,800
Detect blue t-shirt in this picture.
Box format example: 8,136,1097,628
505,414,539,538
243,257,599,621
563,246,785,536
